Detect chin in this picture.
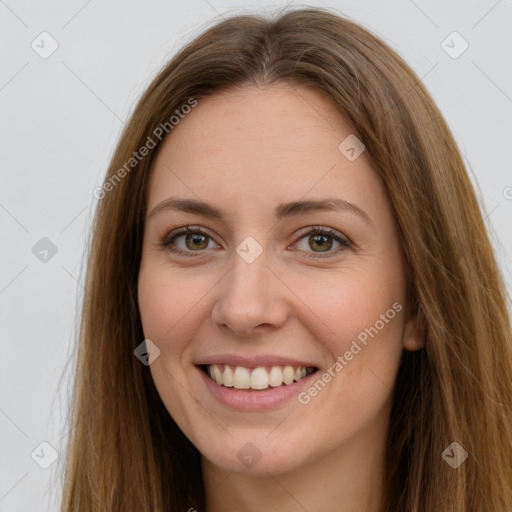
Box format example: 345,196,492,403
197,430,314,476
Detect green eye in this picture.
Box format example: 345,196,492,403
293,226,351,258
162,225,351,258
162,226,216,256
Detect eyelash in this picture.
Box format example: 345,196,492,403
161,225,352,259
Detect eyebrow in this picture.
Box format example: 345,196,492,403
147,197,373,226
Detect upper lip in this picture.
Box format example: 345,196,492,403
194,354,319,369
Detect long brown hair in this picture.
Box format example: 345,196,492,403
60,7,512,511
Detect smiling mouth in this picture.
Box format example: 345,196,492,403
200,364,318,391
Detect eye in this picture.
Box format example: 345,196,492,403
161,226,218,256
161,225,351,258
292,226,351,258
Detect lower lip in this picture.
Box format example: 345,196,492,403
196,366,318,411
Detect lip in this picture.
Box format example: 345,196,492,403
196,365,319,411
194,353,318,369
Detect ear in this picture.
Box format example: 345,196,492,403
402,312,424,351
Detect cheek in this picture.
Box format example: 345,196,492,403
291,268,405,413
137,266,204,358
137,266,208,433
289,265,405,353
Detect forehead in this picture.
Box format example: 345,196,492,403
146,84,384,218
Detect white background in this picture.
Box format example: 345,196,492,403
1,0,511,510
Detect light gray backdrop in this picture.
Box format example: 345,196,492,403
1,0,511,510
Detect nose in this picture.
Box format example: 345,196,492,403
211,246,289,338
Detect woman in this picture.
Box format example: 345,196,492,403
61,7,512,511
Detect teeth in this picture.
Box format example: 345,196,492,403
223,365,234,387
213,365,222,385
205,363,314,390
233,366,250,389
283,365,295,385
250,367,269,390
269,366,283,387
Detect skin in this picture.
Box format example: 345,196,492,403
138,83,421,512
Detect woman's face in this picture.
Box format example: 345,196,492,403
138,83,419,476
